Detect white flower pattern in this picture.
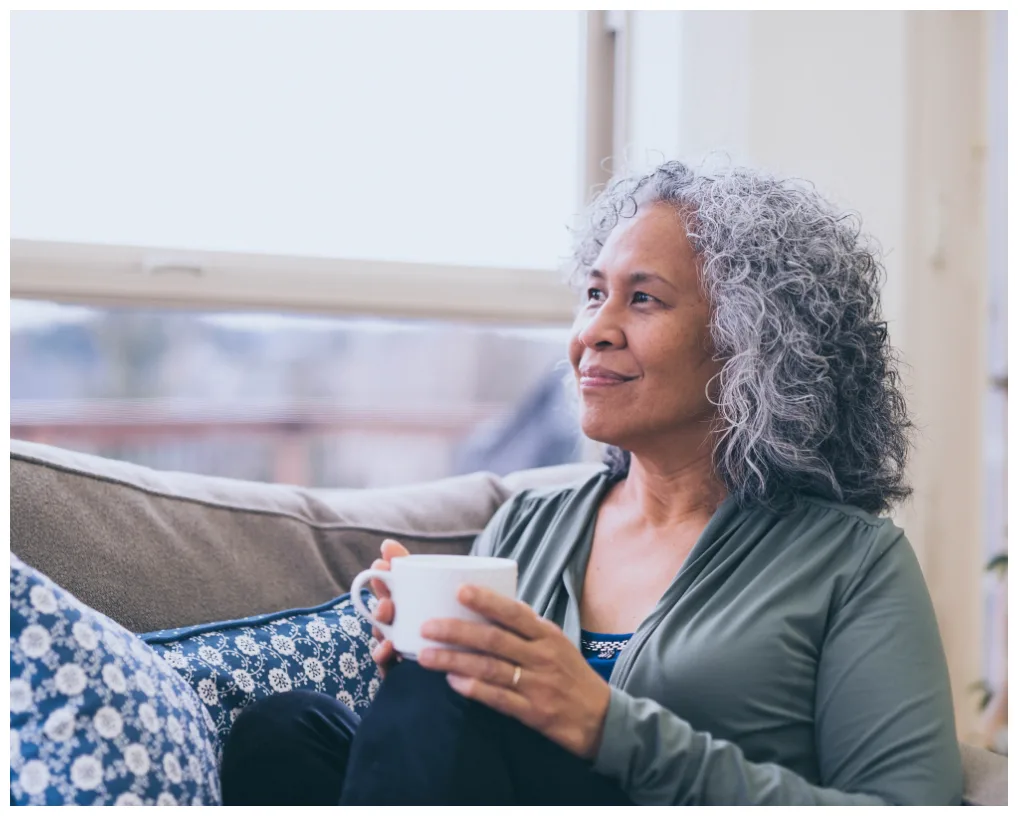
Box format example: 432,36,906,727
20,760,51,795
30,585,58,614
197,645,223,666
303,657,325,682
339,652,358,678
196,679,219,706
134,671,157,697
270,635,297,656
163,651,188,670
138,702,160,733
93,706,124,739
162,753,183,784
103,630,127,656
55,663,88,696
11,678,34,713
72,621,100,651
160,679,179,707
166,715,184,744
70,755,104,790
101,663,128,694
20,624,52,658
232,669,255,693
268,668,292,692
43,707,78,742
306,619,331,643
9,555,221,806
235,635,260,655
142,591,382,745
124,743,151,776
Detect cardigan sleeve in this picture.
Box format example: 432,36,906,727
592,531,963,805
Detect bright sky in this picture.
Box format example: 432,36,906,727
11,11,582,271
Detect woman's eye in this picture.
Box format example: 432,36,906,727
632,291,656,304
586,287,604,302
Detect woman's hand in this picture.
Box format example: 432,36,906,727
417,585,612,761
368,539,410,678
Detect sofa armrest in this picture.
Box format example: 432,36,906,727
960,742,1007,805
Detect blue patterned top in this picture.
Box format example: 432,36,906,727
580,630,634,683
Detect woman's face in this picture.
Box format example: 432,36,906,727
568,202,723,453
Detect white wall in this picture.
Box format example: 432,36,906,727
627,10,908,339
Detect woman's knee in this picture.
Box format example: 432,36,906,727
222,691,360,805
228,690,358,746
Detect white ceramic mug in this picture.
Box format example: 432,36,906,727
350,555,518,659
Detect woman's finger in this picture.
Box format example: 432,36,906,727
380,539,411,560
418,647,518,688
420,618,529,665
369,558,392,599
374,597,394,626
445,673,532,724
372,639,394,665
370,597,394,641
456,586,545,640
371,639,396,678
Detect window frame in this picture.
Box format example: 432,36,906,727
10,238,577,326
10,12,619,328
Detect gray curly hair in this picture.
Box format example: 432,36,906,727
568,160,913,515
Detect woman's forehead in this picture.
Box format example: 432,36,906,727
592,203,699,289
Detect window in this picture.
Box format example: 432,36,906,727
11,11,598,485
12,11,582,269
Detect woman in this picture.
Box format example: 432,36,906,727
221,161,963,805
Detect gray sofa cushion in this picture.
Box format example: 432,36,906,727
10,441,531,632
960,742,1008,805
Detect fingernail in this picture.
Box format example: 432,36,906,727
447,674,467,691
460,586,476,603
420,622,435,638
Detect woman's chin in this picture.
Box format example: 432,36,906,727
579,417,627,449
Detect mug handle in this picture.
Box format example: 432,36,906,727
350,568,394,640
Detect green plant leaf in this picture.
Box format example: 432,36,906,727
986,554,1008,576
968,680,994,711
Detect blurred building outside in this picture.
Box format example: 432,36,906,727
10,302,582,487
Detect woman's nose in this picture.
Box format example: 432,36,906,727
576,301,626,349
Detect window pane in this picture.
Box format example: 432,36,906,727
12,11,581,270
10,299,583,488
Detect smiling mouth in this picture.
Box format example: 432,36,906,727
579,374,636,388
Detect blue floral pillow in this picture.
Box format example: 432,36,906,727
142,591,383,747
9,555,221,806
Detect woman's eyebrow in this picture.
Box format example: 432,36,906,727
588,268,677,291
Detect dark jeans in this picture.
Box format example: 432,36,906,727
221,660,631,805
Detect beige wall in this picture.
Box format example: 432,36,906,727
624,10,990,739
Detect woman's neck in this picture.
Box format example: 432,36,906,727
612,448,727,530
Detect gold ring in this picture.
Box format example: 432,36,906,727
511,665,522,688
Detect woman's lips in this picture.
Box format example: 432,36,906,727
579,375,635,388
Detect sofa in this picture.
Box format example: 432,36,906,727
9,439,1007,805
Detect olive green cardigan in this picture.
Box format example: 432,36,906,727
470,471,963,805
